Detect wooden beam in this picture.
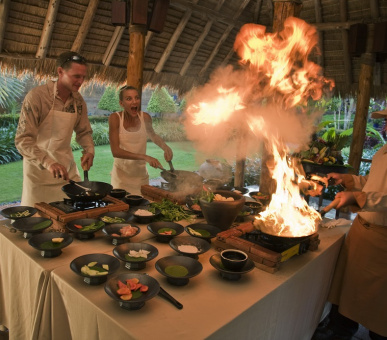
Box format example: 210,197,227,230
180,0,224,76
220,46,235,67
102,26,125,66
370,0,380,18
127,25,146,92
339,0,352,85
145,31,154,53
71,0,100,53
253,0,263,23
198,0,251,77
0,0,11,53
314,0,324,67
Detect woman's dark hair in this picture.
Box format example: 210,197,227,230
57,51,87,69
119,85,139,100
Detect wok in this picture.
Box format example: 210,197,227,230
62,180,113,202
160,169,203,188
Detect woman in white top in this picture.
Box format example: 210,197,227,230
109,86,173,194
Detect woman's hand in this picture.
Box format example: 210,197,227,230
327,172,344,186
334,191,356,209
145,155,162,169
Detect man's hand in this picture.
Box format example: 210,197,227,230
335,191,356,209
48,163,69,180
81,152,94,171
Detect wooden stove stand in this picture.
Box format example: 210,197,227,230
212,221,320,273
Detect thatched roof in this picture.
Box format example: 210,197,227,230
1,0,387,97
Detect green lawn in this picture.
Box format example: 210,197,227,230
0,141,203,204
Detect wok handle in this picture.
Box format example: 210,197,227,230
158,286,183,309
81,153,89,181
168,160,175,172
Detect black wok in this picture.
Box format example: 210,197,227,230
62,180,113,202
160,169,203,188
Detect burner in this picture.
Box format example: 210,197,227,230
50,199,108,213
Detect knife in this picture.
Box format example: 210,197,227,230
158,286,183,309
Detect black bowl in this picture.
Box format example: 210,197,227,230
28,232,73,257
132,206,160,224
220,249,248,271
185,195,203,217
110,189,127,199
169,236,211,259
244,201,264,215
66,218,105,240
232,186,249,195
70,253,120,285
249,191,270,206
301,161,349,175
125,194,144,206
105,273,160,310
209,253,255,281
235,205,253,222
147,221,184,243
185,223,221,242
1,206,37,220
99,211,133,224
113,242,159,270
11,217,53,238
102,223,140,245
155,255,203,286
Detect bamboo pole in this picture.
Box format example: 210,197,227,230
127,25,147,94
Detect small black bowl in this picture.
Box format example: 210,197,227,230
110,189,127,199
185,223,221,242
70,253,120,285
244,201,264,215
235,205,253,222
132,206,160,224
220,249,248,271
232,186,249,195
66,218,105,240
28,232,73,257
12,217,53,239
125,194,144,206
113,242,159,270
210,253,255,281
249,191,270,206
169,236,211,259
105,273,160,310
155,255,203,286
102,223,140,245
147,221,184,243
99,211,133,224
1,206,37,220
185,195,203,217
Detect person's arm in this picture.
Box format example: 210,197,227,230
108,112,162,168
15,91,56,170
143,112,173,162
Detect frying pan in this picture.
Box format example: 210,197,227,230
62,180,112,202
160,169,203,188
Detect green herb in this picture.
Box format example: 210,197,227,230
194,229,211,237
32,220,52,230
101,216,125,223
80,221,104,232
88,265,108,273
165,265,189,277
158,227,176,235
10,210,30,218
149,199,193,222
131,290,143,299
39,241,62,249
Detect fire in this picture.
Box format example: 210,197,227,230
184,17,334,237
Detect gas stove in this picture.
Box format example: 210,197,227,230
49,198,110,214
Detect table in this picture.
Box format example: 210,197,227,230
49,226,348,340
0,218,151,340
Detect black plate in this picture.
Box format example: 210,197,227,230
232,187,249,195
66,218,105,240
185,223,221,242
70,253,120,285
1,206,37,220
147,221,184,243
209,253,255,280
28,232,73,257
11,217,53,238
98,211,133,224
132,206,160,224
102,223,140,245
244,201,264,215
169,236,211,259
155,255,203,286
249,191,270,206
105,273,160,310
113,242,159,270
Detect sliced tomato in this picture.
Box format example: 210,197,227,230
120,294,132,301
134,283,143,291
140,285,148,292
117,280,127,289
73,224,83,229
126,280,137,291
117,287,131,295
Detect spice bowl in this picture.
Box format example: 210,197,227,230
28,232,73,258
113,242,159,270
169,236,211,259
220,249,248,271
147,221,184,242
155,255,203,286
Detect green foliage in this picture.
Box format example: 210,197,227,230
97,86,121,112
146,86,177,115
0,75,25,109
0,114,20,127
71,122,110,150
152,118,186,141
0,125,21,164
179,98,187,113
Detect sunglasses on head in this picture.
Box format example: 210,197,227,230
60,55,87,68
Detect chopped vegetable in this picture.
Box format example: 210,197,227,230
116,278,149,301
32,220,52,230
149,199,193,222
52,237,64,243
101,216,126,223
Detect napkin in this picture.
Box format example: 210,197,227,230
320,218,352,229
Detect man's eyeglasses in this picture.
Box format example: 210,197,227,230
60,55,87,68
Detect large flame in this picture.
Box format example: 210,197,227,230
184,17,334,236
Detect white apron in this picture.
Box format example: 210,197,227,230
21,82,81,206
110,111,149,195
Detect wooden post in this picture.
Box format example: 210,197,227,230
127,24,147,94
259,0,301,194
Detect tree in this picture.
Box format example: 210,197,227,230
0,74,25,112
97,86,121,112
146,86,177,118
